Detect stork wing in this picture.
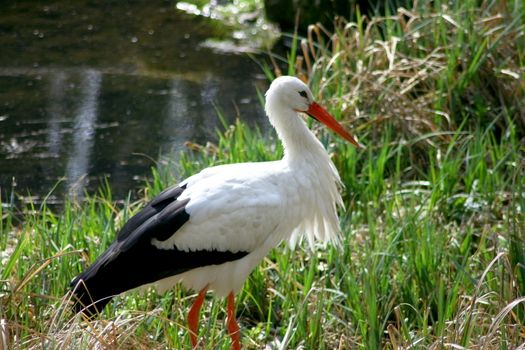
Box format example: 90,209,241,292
71,183,247,315
71,162,285,316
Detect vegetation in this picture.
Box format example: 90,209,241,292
1,0,524,349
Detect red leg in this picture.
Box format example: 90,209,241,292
227,292,241,350
188,286,208,349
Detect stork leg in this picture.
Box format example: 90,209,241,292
188,286,208,349
227,292,241,350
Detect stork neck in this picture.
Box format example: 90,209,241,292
270,108,344,249
270,109,329,165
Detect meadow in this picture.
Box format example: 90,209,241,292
1,0,524,349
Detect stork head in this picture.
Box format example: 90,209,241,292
265,76,361,148
265,76,314,112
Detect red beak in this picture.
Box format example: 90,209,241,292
306,102,361,148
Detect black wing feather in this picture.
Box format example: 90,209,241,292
70,184,249,317
116,184,187,241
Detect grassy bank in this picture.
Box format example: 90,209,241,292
2,0,525,349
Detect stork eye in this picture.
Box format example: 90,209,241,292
298,90,308,98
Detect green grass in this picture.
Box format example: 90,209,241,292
1,0,525,349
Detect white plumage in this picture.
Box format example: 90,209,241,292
71,76,361,350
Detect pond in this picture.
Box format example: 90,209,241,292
0,1,271,207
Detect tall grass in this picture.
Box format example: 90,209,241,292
1,0,524,349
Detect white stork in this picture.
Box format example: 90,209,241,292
71,76,361,349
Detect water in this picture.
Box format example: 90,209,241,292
0,1,270,206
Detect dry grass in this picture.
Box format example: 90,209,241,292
282,1,525,144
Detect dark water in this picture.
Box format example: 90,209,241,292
0,1,270,206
